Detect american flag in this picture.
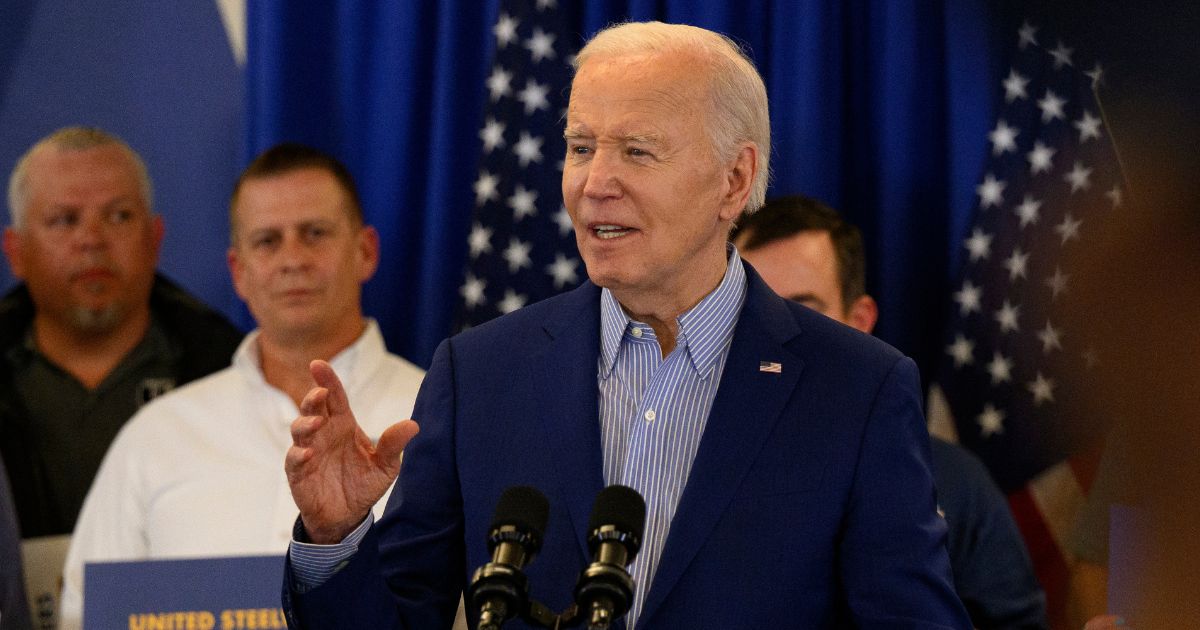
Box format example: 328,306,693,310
926,22,1126,627
454,0,583,330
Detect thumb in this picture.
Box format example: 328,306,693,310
374,419,420,472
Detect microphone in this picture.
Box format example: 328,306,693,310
573,485,646,630
467,486,551,630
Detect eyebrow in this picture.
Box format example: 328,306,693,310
562,128,665,147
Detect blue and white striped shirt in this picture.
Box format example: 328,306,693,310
597,248,746,627
291,250,747,629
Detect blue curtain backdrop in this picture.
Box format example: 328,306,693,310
246,0,1000,375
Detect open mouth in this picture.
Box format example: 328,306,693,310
593,224,634,240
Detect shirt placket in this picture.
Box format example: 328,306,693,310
622,333,692,627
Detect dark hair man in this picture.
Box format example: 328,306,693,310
58,144,435,628
733,194,1048,629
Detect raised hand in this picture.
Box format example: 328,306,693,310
285,359,420,544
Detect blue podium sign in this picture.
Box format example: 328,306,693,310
84,555,286,630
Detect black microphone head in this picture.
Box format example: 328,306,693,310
489,485,550,553
587,485,646,557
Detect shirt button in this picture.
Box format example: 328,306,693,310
631,327,643,338
644,409,656,422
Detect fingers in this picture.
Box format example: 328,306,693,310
283,444,313,477
373,419,420,472
290,411,327,448
310,360,352,417
298,384,329,417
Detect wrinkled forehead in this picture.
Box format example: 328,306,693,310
566,52,713,135
571,51,709,104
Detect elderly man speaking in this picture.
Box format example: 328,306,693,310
282,22,970,629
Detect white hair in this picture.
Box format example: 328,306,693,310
7,126,154,229
574,21,771,213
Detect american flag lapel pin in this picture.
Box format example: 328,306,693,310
759,361,782,374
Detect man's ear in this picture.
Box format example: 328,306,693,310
2,228,25,279
845,294,878,335
357,225,381,282
718,143,758,222
227,246,248,302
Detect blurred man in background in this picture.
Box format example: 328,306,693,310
1,126,240,538
733,195,1047,629
59,144,445,628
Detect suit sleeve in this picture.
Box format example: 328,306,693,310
838,356,973,629
285,339,465,629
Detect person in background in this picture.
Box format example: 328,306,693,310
1,127,241,539
1,454,32,630
58,144,454,629
732,194,1048,629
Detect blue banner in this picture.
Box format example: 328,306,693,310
84,555,286,630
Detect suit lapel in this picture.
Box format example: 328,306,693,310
531,283,607,560
638,270,806,624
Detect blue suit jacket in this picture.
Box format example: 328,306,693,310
286,265,970,629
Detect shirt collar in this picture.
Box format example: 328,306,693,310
233,318,387,390
599,245,747,378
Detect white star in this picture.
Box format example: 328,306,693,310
1002,69,1030,102
1055,213,1083,244
1085,62,1105,89
486,66,513,102
986,352,1013,385
976,173,1006,208
507,185,538,221
1004,247,1029,281
479,118,506,153
1048,41,1074,69
1064,161,1093,193
1045,267,1069,299
512,131,544,168
995,300,1021,334
964,228,993,262
1105,185,1123,208
524,27,556,63
1027,141,1056,175
1014,195,1042,228
496,289,528,314
493,13,519,48
553,205,574,237
545,253,580,289
978,403,1006,437
947,334,975,368
473,171,499,206
1027,372,1056,406
1038,321,1063,354
517,79,550,115
1037,89,1067,123
467,223,493,258
1018,21,1038,49
989,119,1020,155
460,273,487,309
1074,111,1103,142
953,280,982,316
535,0,556,9
502,237,533,273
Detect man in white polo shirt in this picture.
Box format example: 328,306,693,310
59,144,428,628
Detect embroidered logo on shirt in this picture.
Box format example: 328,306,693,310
137,377,177,406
